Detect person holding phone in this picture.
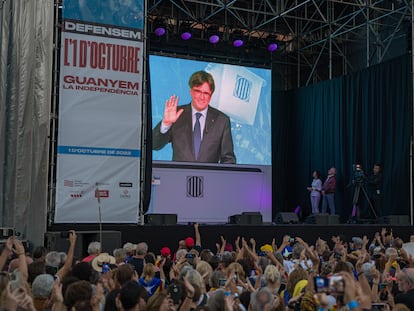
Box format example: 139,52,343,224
153,71,236,164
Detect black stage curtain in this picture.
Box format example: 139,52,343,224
272,54,412,222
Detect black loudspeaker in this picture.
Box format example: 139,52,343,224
328,215,340,224
228,212,263,225
44,231,122,259
274,212,299,224
144,213,177,225
305,213,329,224
305,214,340,225
378,215,410,225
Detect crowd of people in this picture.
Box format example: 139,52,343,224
0,224,413,311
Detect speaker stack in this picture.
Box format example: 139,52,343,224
378,215,410,225
305,213,340,225
144,213,177,225
228,212,263,225
273,212,299,224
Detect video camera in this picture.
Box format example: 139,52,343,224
352,164,366,183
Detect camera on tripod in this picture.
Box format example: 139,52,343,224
352,164,366,183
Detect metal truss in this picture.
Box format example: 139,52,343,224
147,0,412,88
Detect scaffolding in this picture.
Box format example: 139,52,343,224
147,0,412,89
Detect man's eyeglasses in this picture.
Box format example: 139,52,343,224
191,89,211,97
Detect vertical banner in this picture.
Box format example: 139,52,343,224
54,0,144,223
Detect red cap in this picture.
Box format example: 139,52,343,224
160,247,171,257
185,237,195,248
224,243,233,252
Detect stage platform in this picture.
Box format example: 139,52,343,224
46,223,414,258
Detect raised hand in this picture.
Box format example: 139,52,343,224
163,95,184,126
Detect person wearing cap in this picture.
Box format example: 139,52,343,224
160,247,171,258
184,223,202,253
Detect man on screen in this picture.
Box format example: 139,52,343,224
152,71,236,164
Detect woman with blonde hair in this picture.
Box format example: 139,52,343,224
263,264,281,294
196,260,213,291
138,262,165,297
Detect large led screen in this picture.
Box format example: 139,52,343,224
149,55,272,165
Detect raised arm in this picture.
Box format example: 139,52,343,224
194,223,201,247
13,238,29,282
0,237,13,271
56,230,77,280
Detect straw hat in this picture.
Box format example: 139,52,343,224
91,252,116,273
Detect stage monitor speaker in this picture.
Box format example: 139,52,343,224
305,213,329,224
144,213,177,225
378,215,410,225
274,212,299,224
44,230,122,259
228,212,262,225
328,215,340,224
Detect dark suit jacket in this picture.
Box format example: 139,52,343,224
152,104,236,163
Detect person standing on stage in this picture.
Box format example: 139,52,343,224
321,167,337,215
367,163,382,218
307,170,322,213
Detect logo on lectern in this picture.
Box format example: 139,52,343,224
187,176,204,198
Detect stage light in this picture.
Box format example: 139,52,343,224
153,18,167,37
179,22,192,40
231,30,245,47
207,26,220,44
266,34,278,52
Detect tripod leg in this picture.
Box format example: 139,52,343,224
352,185,361,218
352,185,361,205
361,186,377,219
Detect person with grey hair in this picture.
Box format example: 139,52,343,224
206,289,225,311
250,287,282,311
209,270,225,292
283,242,313,274
81,241,101,263
45,251,62,275
175,248,188,263
113,248,128,265
32,273,54,310
395,268,414,310
126,242,147,275
135,242,148,256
